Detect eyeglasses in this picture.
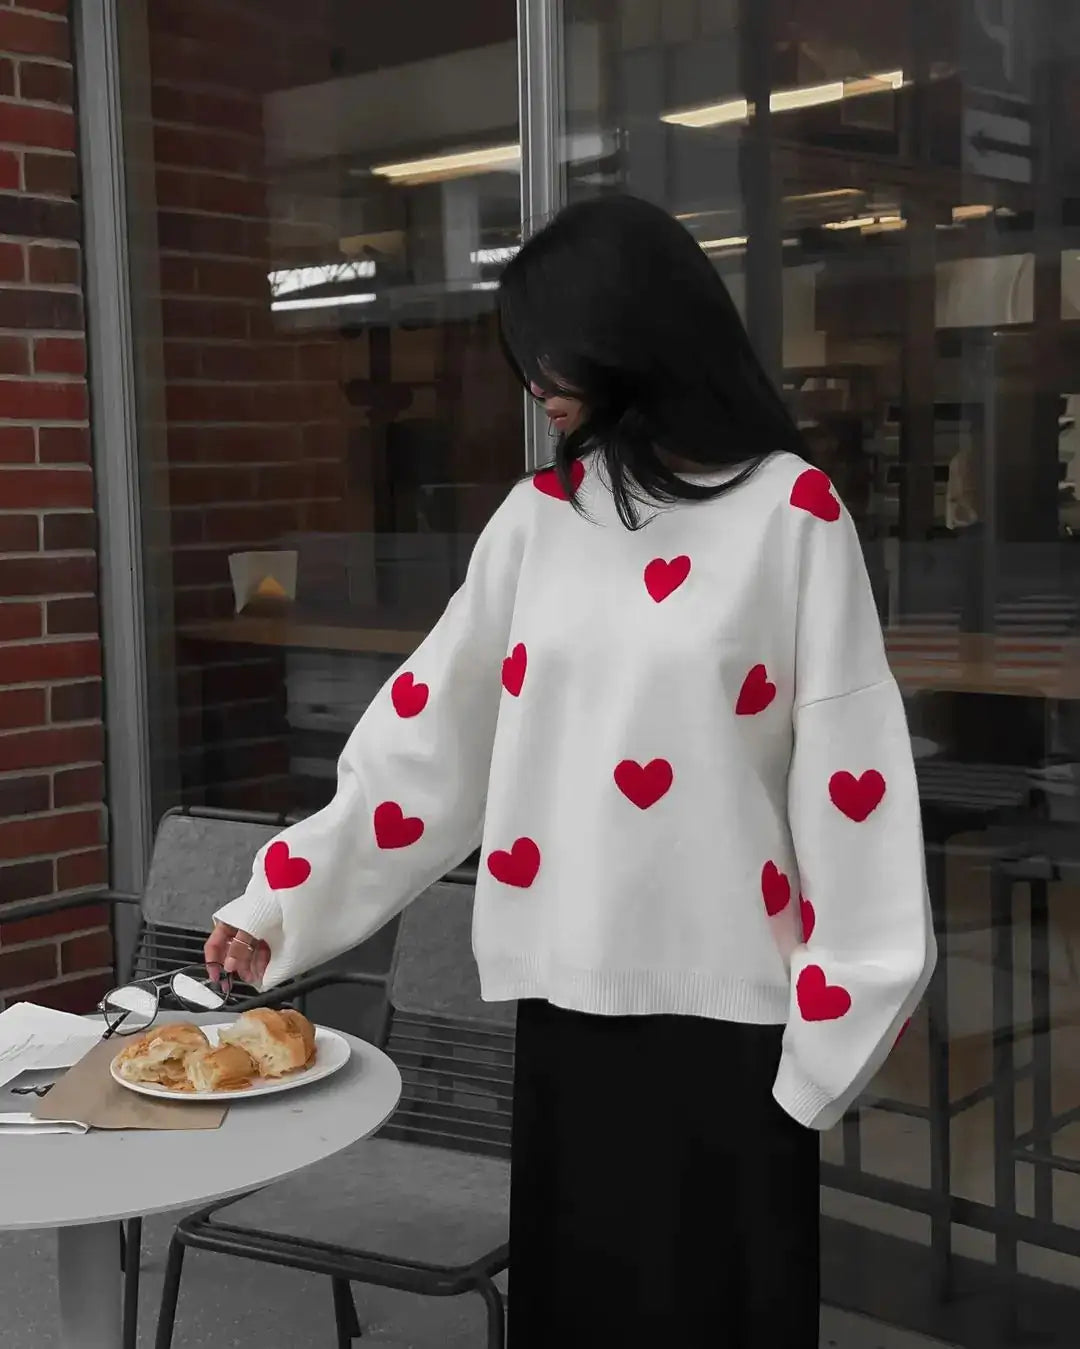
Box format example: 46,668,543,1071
98,965,235,1039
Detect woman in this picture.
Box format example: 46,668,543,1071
208,195,935,1347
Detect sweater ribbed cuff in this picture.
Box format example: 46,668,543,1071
213,890,282,946
772,1053,836,1130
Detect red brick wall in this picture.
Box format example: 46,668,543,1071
0,1,112,1012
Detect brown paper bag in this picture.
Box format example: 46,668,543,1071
33,1039,227,1131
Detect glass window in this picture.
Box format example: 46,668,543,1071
561,0,1080,1341
121,0,523,820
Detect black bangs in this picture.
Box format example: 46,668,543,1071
498,194,809,530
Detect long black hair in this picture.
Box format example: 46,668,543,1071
498,194,808,528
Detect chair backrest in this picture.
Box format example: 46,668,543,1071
129,808,283,982
380,881,515,1159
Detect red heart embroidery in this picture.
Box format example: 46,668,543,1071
800,895,816,942
264,841,311,891
614,759,674,810
829,770,886,823
373,801,425,850
391,672,429,719
761,861,791,917
644,556,691,603
790,469,841,523
487,837,541,889
796,965,852,1022
533,460,585,501
736,664,777,716
502,643,527,697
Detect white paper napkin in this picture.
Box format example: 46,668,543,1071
0,1002,102,1091
0,1112,88,1136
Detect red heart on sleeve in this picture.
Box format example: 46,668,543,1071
800,895,816,942
829,770,886,823
373,802,426,850
487,837,541,889
502,643,527,697
264,841,311,891
761,861,791,917
391,672,429,718
796,965,852,1022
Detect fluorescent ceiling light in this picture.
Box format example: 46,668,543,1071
700,234,749,251
823,214,880,231
862,216,906,233
662,70,905,130
771,80,845,112
783,188,864,206
699,235,799,254
663,98,749,130
471,280,500,291
951,204,994,221
268,261,375,298
843,70,905,97
368,133,606,188
372,143,520,184
471,245,520,265
823,213,905,234
271,292,376,312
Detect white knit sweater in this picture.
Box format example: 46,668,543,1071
215,451,936,1130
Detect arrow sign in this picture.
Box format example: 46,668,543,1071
963,105,1032,183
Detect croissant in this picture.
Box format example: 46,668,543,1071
114,1022,210,1086
186,1044,258,1092
218,1008,317,1077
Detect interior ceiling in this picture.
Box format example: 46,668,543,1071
775,0,959,66
331,0,517,77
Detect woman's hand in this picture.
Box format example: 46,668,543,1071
205,922,270,987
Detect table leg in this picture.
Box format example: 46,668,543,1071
56,1222,122,1349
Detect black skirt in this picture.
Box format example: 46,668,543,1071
508,999,820,1348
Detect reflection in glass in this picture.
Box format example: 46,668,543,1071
122,2,524,818
561,0,1080,1341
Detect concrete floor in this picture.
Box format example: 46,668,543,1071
0,1215,951,1349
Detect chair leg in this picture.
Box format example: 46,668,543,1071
477,1277,506,1349
331,1276,361,1345
122,1218,142,1349
154,1236,187,1349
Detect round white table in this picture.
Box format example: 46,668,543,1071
0,1020,402,1349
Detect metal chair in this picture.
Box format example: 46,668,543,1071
153,876,514,1349
820,758,1033,1301
2,804,289,1349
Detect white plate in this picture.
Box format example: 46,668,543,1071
110,1022,351,1102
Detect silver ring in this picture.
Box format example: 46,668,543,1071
228,937,256,952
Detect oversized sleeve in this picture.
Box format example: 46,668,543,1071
212,488,529,989
773,471,937,1130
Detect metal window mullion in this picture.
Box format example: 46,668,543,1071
517,0,565,471
73,0,153,898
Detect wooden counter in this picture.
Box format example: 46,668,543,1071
180,615,1080,700
182,613,431,658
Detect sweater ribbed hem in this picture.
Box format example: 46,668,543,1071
479,955,789,1024
772,1053,836,1129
